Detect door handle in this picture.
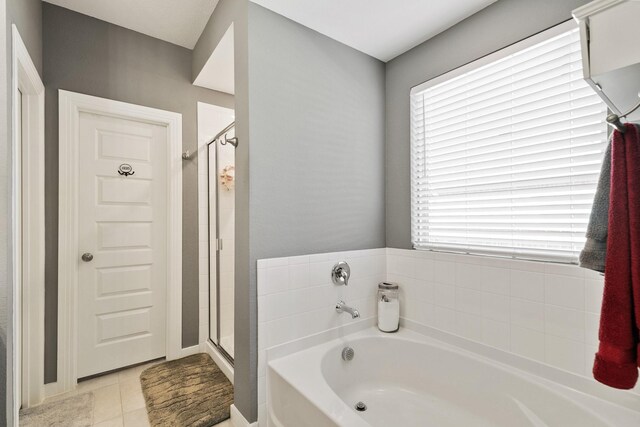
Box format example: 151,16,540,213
81,253,94,262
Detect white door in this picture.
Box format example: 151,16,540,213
76,111,168,378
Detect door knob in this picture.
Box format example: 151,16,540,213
81,253,94,262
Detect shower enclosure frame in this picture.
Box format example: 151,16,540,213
207,121,237,365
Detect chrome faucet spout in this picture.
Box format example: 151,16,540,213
336,300,360,319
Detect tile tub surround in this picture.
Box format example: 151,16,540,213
258,247,638,425
387,248,640,395
257,248,387,425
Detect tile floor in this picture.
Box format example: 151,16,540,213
35,361,234,427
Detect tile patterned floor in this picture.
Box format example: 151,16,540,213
33,361,234,427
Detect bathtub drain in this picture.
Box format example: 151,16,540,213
342,347,354,361
355,401,367,412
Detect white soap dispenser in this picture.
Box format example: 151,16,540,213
377,282,400,332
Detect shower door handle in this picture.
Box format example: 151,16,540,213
216,239,223,252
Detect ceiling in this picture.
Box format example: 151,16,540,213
251,0,497,62
42,0,497,63
42,0,220,49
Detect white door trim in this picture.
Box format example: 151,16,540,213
11,24,45,413
57,90,183,394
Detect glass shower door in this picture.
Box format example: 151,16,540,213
208,125,235,361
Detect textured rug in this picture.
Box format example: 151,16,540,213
19,392,94,427
140,353,233,427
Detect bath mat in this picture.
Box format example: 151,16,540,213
19,392,94,427
140,353,233,427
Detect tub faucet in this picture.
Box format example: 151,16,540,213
336,301,360,319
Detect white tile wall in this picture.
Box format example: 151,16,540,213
258,247,637,425
257,248,386,426
387,248,606,379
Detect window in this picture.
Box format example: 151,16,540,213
410,23,608,263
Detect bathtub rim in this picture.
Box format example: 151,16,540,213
266,318,640,422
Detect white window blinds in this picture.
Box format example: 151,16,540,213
410,26,608,263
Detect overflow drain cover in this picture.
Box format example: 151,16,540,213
355,401,367,412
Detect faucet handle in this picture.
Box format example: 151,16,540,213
331,261,350,286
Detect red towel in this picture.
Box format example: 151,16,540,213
593,123,640,389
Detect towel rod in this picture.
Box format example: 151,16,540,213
182,121,237,160
606,94,640,134
206,121,237,148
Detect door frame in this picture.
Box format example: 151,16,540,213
57,90,183,394
11,24,45,412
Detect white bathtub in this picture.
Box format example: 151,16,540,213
267,327,640,427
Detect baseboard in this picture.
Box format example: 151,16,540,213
43,381,62,400
230,404,258,427
202,340,234,384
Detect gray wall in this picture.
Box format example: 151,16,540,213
242,2,386,421
193,0,254,421
2,0,42,423
7,0,41,71
42,3,234,383
248,3,386,258
385,0,592,249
